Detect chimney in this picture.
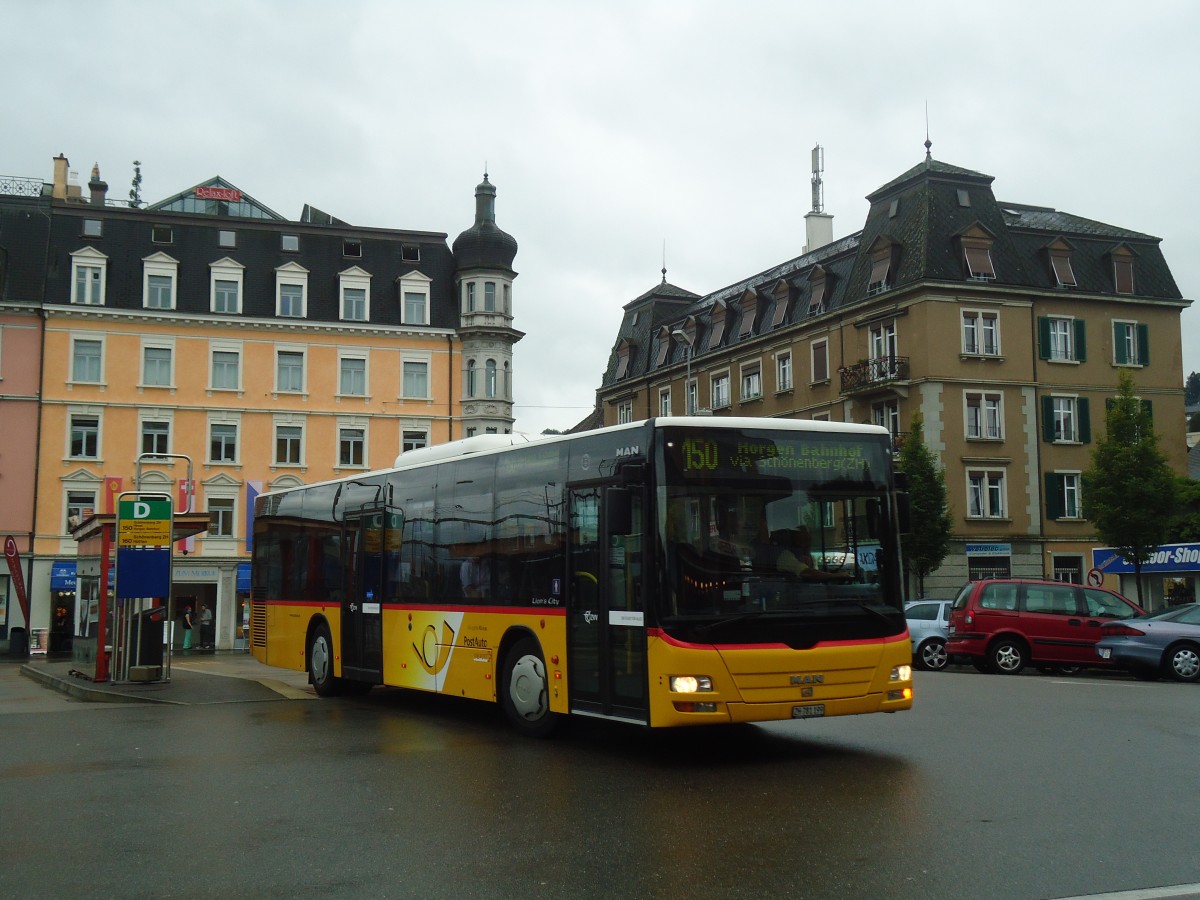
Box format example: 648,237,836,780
66,167,82,202
52,153,69,200
88,163,108,206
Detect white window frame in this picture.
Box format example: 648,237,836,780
338,352,369,398
274,345,307,395
964,391,1004,440
207,414,241,465
138,409,175,457
401,352,432,400
1051,395,1079,443
1059,471,1083,520
962,309,1000,356
339,266,372,323
336,416,369,470
140,337,176,389
272,415,306,468
1047,316,1074,362
1113,319,1142,367
209,257,245,314
658,387,672,417
209,341,243,393
710,371,731,409
66,405,103,461
967,469,1007,519
739,360,762,401
777,350,793,392
398,271,432,326
617,400,633,424
686,378,698,416
207,496,237,538
64,483,100,534
400,420,431,454
70,247,108,306
464,280,476,313
869,321,898,361
142,252,179,311
810,339,828,384
275,261,309,318
70,334,105,385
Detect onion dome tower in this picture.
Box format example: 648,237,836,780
453,173,524,436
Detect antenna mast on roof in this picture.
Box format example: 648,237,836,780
661,239,667,283
810,144,824,213
924,102,933,165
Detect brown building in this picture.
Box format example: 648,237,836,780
594,152,1191,600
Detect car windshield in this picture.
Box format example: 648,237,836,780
655,425,904,645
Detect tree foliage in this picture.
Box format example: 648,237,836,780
1083,369,1177,605
1166,475,1200,543
129,160,143,209
1185,370,1200,406
897,410,952,598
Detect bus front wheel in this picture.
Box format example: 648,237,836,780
309,622,343,697
501,637,560,738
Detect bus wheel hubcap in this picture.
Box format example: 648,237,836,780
510,655,547,720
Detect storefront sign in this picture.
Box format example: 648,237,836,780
1092,543,1200,575
965,543,1011,557
195,186,241,202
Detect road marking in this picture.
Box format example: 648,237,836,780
1052,883,1200,899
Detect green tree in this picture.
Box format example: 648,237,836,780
1188,412,1200,432
897,410,952,599
1083,369,1178,606
128,160,143,209
1185,370,1200,406
1165,475,1200,543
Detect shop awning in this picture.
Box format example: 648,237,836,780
236,562,251,593
50,560,77,591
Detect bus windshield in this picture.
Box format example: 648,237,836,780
656,425,904,645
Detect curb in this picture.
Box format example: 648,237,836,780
19,664,179,704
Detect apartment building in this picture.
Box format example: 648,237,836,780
594,151,1190,599
0,156,521,651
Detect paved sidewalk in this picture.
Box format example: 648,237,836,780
18,651,315,705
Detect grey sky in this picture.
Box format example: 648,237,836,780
6,0,1198,433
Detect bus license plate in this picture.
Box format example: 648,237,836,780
792,704,825,719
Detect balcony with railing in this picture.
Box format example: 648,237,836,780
0,175,45,198
839,355,910,395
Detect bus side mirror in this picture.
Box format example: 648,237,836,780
897,493,912,534
606,487,633,536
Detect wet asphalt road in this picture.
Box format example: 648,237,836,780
1,663,1198,899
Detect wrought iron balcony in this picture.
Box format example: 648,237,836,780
839,355,910,394
0,175,44,198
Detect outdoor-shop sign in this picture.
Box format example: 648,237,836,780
195,186,241,202
966,543,1011,557
1092,543,1200,575
4,536,30,626
175,567,221,581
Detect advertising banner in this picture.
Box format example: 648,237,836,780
4,536,30,627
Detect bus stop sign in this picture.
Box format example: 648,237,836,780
116,499,172,599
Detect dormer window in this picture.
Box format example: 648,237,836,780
769,280,790,328
737,291,757,338
866,239,894,297
655,326,671,367
1047,239,1077,288
808,265,828,315
615,339,633,380
343,239,362,258
708,300,727,348
1111,246,1135,294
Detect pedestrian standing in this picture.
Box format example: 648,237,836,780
182,605,194,650
200,604,214,649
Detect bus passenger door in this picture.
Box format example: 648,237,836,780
567,484,648,723
342,510,383,681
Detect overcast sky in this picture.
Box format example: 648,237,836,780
6,0,1198,433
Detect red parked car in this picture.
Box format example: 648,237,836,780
946,578,1144,675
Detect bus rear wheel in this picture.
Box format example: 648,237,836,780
308,622,343,697
501,637,560,738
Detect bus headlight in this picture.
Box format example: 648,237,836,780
890,665,912,682
670,675,713,693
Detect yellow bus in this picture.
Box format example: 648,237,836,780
250,417,913,735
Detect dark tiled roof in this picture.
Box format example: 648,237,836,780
599,155,1187,390
0,194,52,303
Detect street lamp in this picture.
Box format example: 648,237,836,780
670,328,694,415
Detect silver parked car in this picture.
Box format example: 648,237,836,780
904,599,952,671
1096,603,1200,682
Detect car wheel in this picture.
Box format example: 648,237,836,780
988,637,1027,675
1162,642,1200,683
308,621,343,697
501,636,561,737
917,638,949,671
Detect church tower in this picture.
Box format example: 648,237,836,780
453,173,524,436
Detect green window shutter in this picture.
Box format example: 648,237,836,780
1079,398,1091,443
1137,323,1150,365
1045,473,1063,520
1074,319,1086,362
1041,396,1055,442
1038,317,1051,360
1142,399,1153,422
1114,323,1129,364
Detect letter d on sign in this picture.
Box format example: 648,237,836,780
134,501,151,519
